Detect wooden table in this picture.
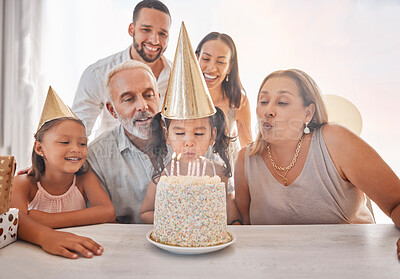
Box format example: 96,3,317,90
1,224,399,278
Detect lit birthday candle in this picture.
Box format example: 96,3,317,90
199,156,207,176
176,153,182,176
170,152,176,176
191,160,196,176
187,161,192,176
196,158,200,177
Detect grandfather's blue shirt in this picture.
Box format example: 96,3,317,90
88,125,159,224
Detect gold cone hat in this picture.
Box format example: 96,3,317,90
162,22,216,119
37,86,78,130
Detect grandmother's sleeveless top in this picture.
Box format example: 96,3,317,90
245,127,375,225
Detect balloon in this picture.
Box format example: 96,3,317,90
323,94,362,136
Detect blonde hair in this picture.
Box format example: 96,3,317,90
105,60,157,101
249,69,329,156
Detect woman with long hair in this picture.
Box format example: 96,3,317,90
196,32,252,167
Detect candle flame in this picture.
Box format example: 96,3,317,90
177,153,182,160
172,152,176,159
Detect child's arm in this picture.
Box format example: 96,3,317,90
214,162,241,225
226,192,242,225
139,179,158,224
11,175,103,259
18,211,103,259
10,174,33,215
28,170,115,228
235,95,253,147
234,148,250,224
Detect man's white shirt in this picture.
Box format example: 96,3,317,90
72,46,171,137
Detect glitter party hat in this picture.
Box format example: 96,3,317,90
162,22,216,119
37,86,78,130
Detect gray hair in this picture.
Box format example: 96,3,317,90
105,60,157,102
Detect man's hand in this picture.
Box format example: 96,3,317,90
17,166,34,176
40,230,104,259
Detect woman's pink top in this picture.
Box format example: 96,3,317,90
28,175,86,213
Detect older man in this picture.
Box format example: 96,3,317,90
72,0,171,137
87,60,162,224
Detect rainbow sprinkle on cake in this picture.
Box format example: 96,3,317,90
152,175,231,247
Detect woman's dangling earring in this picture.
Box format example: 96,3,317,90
304,122,310,134
225,74,229,82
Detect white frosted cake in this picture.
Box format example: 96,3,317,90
152,175,232,247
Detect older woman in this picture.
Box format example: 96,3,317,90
234,69,400,229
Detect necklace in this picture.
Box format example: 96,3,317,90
266,137,303,186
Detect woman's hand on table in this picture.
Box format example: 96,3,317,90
40,230,104,259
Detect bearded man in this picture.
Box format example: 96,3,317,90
72,0,171,137
87,60,163,224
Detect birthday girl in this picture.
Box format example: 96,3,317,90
139,107,239,224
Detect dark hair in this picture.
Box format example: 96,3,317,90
148,112,169,183
149,107,233,183
210,107,233,178
132,0,171,23
32,117,89,181
195,32,245,109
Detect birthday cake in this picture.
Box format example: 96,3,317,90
152,175,232,247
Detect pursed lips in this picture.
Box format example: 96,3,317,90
183,152,197,159
263,121,273,129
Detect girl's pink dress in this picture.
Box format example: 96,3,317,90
28,175,86,213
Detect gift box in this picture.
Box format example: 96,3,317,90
0,155,18,248
0,208,19,248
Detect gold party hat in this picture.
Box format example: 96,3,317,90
162,22,216,119
37,86,78,130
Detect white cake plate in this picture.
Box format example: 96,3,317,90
146,230,236,255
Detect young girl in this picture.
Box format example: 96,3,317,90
139,107,240,224
11,116,115,259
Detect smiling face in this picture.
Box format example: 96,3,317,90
166,118,216,161
34,120,88,175
256,76,315,143
107,67,160,140
198,39,231,91
129,8,170,63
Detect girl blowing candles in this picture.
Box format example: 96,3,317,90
11,87,115,259
140,23,241,224
139,107,238,224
